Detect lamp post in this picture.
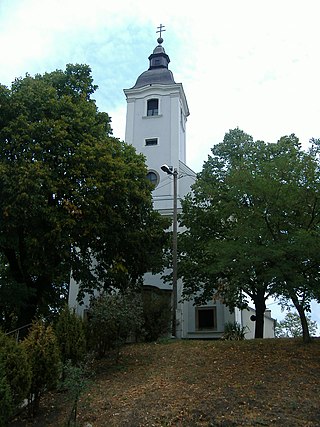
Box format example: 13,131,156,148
161,164,178,337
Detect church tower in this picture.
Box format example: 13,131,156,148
123,26,196,338
123,26,193,215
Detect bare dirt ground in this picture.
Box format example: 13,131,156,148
11,338,320,426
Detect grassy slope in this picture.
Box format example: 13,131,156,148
12,338,320,426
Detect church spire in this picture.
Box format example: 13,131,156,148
156,23,166,44
131,24,176,88
148,24,170,70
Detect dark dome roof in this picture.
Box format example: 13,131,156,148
133,68,175,88
131,39,176,89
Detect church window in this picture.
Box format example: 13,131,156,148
147,98,159,116
145,138,158,146
196,307,217,331
146,170,159,188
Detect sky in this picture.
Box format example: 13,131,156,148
1,0,320,330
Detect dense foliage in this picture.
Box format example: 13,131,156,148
142,290,172,342
0,291,172,423
22,321,61,416
0,330,31,425
0,359,12,427
0,64,168,331
54,305,87,366
179,128,320,341
0,330,31,409
87,291,144,357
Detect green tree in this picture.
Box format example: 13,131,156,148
275,311,318,338
0,64,168,331
179,129,320,342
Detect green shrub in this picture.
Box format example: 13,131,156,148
222,322,247,340
87,291,144,357
54,305,87,366
142,290,172,342
60,356,94,426
0,330,31,412
22,321,61,416
0,360,13,427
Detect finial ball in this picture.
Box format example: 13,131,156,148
157,37,163,44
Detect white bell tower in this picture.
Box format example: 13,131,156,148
123,27,191,215
123,26,196,339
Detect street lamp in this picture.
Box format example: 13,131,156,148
161,164,178,337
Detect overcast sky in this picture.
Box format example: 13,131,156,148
1,0,320,328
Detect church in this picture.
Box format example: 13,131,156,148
69,27,275,339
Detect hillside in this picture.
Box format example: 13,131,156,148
12,338,320,426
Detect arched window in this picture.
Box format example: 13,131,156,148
147,99,159,116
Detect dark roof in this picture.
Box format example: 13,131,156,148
131,38,176,89
133,68,175,88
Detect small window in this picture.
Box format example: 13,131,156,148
146,171,159,188
145,138,158,146
147,99,159,116
196,307,217,331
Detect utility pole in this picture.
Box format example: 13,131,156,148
161,164,178,337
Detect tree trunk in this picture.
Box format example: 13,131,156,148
291,297,311,344
16,275,52,338
252,290,266,339
4,246,38,335
16,291,38,338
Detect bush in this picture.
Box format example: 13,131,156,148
0,360,13,427
0,330,31,415
142,290,172,342
59,356,94,426
222,322,247,340
87,291,144,358
54,305,87,366
22,321,61,416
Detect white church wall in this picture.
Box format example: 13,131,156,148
68,276,100,318
242,307,276,339
183,298,231,339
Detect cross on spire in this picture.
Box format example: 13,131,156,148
156,24,166,39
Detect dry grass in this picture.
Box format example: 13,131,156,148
12,338,320,426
